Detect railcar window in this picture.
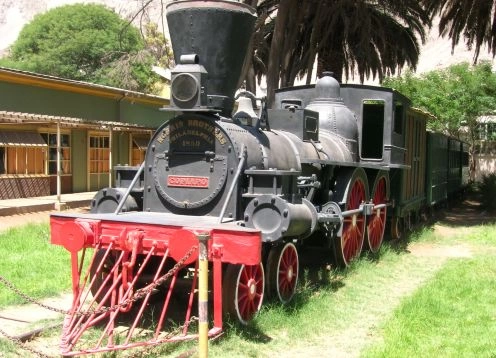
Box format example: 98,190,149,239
361,100,384,159
394,102,404,134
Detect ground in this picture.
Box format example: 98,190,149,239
0,195,495,357
0,208,86,233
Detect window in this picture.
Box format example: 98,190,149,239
89,135,110,173
477,122,496,141
40,133,71,175
131,135,149,166
394,101,404,134
361,100,385,159
0,131,46,175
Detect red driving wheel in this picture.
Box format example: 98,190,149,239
223,263,264,324
366,175,388,253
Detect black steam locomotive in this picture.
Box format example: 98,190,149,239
50,0,469,355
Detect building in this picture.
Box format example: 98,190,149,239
474,115,496,181
0,67,172,200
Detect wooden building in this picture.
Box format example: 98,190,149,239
0,67,171,200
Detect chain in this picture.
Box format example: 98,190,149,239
0,327,51,358
0,275,69,315
126,316,200,358
80,245,198,316
0,245,200,356
0,245,198,318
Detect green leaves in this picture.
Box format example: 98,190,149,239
0,3,164,93
383,62,496,137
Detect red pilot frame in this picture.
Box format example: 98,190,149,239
50,213,261,356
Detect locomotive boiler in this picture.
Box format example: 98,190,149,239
48,0,448,355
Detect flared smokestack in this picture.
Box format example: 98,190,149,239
166,0,256,115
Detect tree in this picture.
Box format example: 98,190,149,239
422,0,496,62
247,0,430,105
0,3,162,93
383,62,496,177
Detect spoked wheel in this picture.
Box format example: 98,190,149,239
365,174,389,253
390,216,403,240
266,242,299,303
332,168,369,267
223,263,264,325
404,213,414,232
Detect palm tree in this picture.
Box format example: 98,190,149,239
247,0,430,105
422,0,496,62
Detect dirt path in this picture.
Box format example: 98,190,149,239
0,208,87,233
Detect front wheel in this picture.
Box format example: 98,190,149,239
223,263,264,325
265,243,299,303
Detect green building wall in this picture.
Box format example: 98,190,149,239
0,81,170,127
72,129,88,192
0,71,171,195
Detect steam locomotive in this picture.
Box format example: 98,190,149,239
49,0,469,355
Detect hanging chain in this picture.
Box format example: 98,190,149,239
0,245,200,356
0,275,69,315
126,315,200,358
0,245,197,318
0,327,51,358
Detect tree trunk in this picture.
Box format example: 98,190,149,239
238,0,261,94
266,0,294,106
317,43,345,83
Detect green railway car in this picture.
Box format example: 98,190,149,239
426,131,449,205
448,137,463,196
389,108,427,237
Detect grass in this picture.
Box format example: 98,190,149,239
204,244,447,357
0,223,72,307
1,220,496,357
362,223,496,357
363,256,496,357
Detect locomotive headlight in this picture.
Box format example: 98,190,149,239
171,73,200,108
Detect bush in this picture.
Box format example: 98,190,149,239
479,173,496,212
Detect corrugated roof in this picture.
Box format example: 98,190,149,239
0,110,152,132
0,131,46,147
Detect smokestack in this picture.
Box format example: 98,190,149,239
166,0,256,115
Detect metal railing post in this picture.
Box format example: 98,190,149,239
197,232,210,358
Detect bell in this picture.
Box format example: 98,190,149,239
234,96,257,126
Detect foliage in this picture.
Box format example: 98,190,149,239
422,0,496,62
479,173,496,212
383,62,496,138
244,0,430,104
142,22,174,69
0,4,163,93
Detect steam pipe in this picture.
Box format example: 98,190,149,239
114,161,145,215
218,145,247,224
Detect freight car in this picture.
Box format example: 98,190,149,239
49,0,469,355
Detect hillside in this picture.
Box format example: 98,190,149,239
0,0,494,80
